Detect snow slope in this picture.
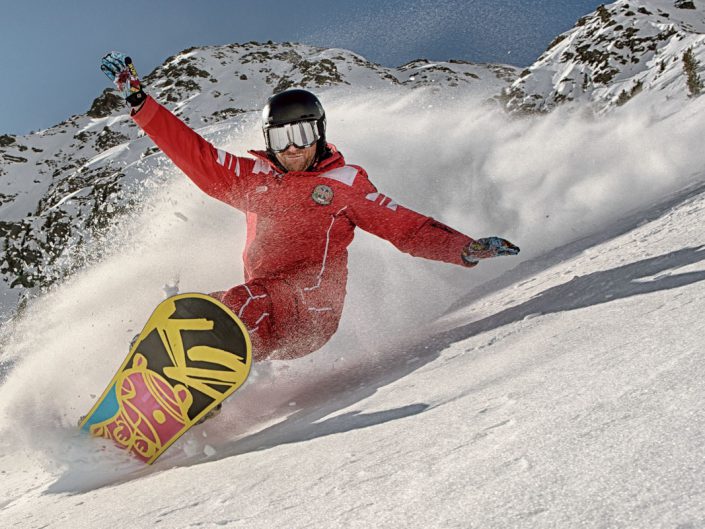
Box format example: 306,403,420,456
1,80,705,528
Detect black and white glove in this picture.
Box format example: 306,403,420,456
100,52,146,107
462,237,520,266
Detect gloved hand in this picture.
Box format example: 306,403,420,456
100,52,146,107
462,237,520,266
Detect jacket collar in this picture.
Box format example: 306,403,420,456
247,144,346,175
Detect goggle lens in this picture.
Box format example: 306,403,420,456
267,121,319,152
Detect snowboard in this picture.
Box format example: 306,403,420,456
79,293,252,464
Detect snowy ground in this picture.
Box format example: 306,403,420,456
2,90,705,527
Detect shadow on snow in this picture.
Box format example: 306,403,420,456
434,245,705,353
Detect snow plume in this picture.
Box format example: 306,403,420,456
329,88,704,251
323,88,705,347
1,86,704,477
0,172,247,465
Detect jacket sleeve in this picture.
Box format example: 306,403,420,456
131,96,251,209
345,168,475,267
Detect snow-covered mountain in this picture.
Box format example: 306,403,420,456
505,0,705,113
0,41,517,316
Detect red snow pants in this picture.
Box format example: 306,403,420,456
210,260,347,361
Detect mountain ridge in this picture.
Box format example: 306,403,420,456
504,0,705,113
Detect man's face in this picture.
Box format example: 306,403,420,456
275,143,317,173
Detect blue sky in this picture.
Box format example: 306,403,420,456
0,0,602,135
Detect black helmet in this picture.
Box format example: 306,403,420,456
262,89,327,158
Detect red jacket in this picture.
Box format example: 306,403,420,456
133,96,473,287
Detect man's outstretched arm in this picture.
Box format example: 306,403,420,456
345,168,519,268
100,52,251,208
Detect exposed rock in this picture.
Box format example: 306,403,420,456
87,89,125,118
0,135,16,147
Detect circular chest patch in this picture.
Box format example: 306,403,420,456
311,184,334,206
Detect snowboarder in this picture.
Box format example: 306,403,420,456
100,52,520,362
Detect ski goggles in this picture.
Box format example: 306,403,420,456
265,120,320,152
